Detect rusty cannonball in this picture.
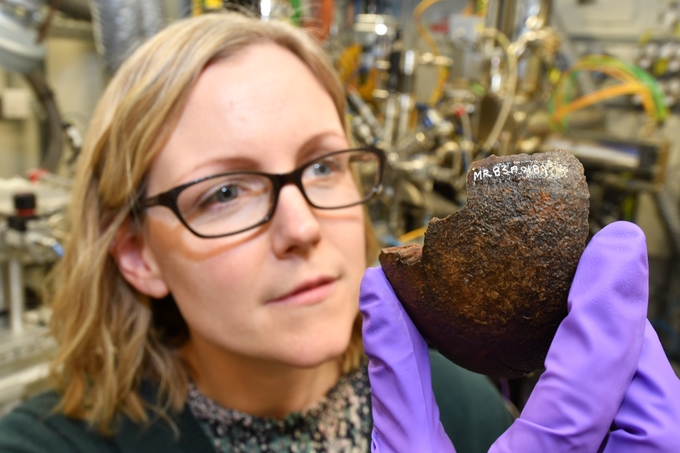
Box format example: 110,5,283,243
379,150,590,378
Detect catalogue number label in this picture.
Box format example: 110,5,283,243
471,160,569,184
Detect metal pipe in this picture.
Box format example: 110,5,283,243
347,87,384,139
397,93,411,143
89,0,164,74
485,0,501,30
498,0,519,39
0,261,5,313
520,53,542,95
8,256,23,335
383,95,398,147
24,71,63,172
485,0,519,38
537,0,551,26
396,50,416,143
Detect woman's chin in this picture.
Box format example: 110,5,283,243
276,338,350,369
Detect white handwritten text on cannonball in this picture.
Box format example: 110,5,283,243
471,160,569,183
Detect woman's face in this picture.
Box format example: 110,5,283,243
139,43,366,368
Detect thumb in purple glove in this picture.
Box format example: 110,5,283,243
360,267,456,453
491,221,678,452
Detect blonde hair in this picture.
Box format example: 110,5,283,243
48,11,378,434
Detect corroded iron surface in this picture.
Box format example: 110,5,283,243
380,150,590,378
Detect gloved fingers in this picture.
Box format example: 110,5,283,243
601,321,680,452
360,267,430,367
360,267,455,453
491,323,680,453
491,221,648,452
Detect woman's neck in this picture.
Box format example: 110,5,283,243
180,337,342,419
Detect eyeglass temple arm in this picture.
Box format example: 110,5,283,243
140,195,160,208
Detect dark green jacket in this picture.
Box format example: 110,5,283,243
0,351,513,453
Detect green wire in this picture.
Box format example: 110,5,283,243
582,55,667,120
549,54,669,131
290,0,302,26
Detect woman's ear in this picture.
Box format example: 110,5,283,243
110,220,170,299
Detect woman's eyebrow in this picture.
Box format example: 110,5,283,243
297,131,348,160
168,132,348,187
177,156,260,183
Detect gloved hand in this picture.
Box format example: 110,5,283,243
360,264,456,453
360,221,680,453
490,221,680,452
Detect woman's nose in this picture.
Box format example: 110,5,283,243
269,184,322,256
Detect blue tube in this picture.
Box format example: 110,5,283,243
52,242,64,258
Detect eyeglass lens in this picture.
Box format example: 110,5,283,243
175,149,380,237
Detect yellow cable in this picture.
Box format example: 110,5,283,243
570,62,655,110
570,63,657,116
414,0,442,55
554,83,644,118
337,44,362,85
398,226,427,244
557,66,657,121
552,57,662,136
414,0,448,105
430,66,450,105
553,83,654,122
555,85,628,118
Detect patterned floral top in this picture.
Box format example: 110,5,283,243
186,367,372,453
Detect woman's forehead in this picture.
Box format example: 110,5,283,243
145,43,346,191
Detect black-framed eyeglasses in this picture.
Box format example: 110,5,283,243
139,147,385,238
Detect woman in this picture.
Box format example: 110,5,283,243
0,11,678,453
0,11,511,453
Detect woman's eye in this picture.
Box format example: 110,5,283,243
179,175,272,221
195,184,242,210
313,162,333,175
308,158,343,178
211,185,239,203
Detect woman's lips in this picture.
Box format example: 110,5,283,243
268,277,336,306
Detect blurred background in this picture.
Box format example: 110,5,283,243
0,0,679,417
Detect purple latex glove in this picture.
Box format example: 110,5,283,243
360,265,455,453
490,221,680,452
360,221,680,453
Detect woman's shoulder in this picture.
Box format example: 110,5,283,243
0,383,218,453
0,390,118,453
